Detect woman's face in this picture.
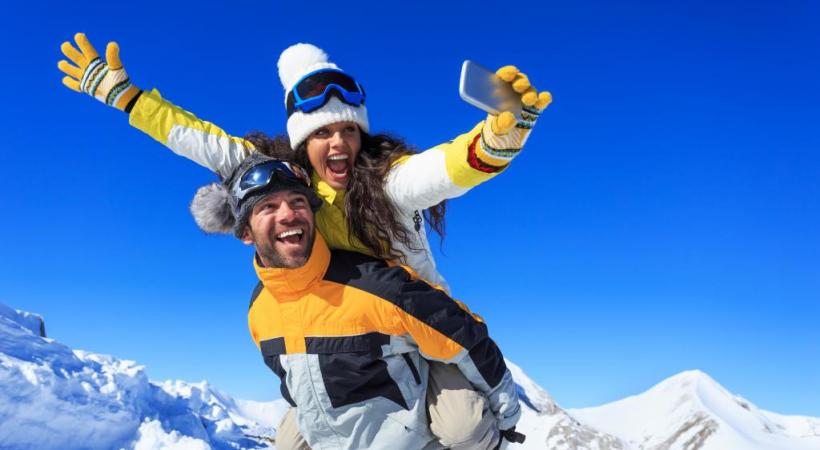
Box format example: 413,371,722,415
305,121,361,191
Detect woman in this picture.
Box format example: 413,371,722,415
57,34,551,292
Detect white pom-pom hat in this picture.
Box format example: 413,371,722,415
278,43,369,149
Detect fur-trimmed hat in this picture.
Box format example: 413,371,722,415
278,43,369,149
190,153,322,238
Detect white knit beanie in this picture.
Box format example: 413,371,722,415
278,43,369,150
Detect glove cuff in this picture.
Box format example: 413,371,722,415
518,106,542,129
80,57,139,112
476,118,528,167
111,83,141,112
123,89,143,114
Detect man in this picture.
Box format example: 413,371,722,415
190,152,524,450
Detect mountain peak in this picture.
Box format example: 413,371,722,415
661,369,719,388
0,302,46,337
569,370,820,450
648,369,730,406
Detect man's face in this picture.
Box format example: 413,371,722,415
241,190,315,268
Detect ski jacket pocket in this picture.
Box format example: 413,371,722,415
305,333,410,410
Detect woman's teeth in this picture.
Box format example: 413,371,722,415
327,154,349,175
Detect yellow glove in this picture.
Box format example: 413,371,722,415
491,65,552,132
57,33,142,112
477,65,552,167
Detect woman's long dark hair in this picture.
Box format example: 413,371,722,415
345,132,446,261
245,131,446,261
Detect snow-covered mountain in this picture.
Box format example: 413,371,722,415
508,361,627,449
2,301,819,450
0,302,288,449
568,370,820,450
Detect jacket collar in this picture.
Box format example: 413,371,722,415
312,172,345,207
253,232,330,299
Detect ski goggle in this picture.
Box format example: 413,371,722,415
286,68,366,117
231,160,311,208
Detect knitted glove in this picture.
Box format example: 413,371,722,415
477,65,552,168
57,33,142,112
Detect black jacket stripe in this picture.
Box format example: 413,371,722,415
259,337,295,406
305,332,390,354
249,281,264,310
323,250,508,388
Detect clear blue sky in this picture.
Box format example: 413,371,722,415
2,0,818,416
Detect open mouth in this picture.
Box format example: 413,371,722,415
276,228,304,245
326,154,349,176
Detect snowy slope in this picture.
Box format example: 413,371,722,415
508,360,627,450
0,302,287,450
568,370,820,450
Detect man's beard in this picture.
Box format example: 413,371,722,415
255,225,315,269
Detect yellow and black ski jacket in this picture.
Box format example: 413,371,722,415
248,233,520,450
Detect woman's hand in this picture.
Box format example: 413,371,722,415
475,65,551,167
489,65,552,135
57,33,141,112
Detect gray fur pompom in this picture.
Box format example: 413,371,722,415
190,183,235,234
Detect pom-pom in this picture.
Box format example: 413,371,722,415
278,43,337,91
190,183,235,234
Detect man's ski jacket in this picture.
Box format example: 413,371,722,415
248,233,520,450
128,90,531,294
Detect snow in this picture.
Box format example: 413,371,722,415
129,420,211,450
0,301,287,450
2,301,819,450
568,369,820,450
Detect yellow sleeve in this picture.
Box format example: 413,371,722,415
441,120,508,188
128,89,255,178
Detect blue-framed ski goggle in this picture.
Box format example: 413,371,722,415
286,68,366,117
231,160,311,209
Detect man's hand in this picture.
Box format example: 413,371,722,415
57,33,141,112
488,65,552,135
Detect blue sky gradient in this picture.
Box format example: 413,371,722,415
2,0,819,415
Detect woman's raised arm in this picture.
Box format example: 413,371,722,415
58,33,253,180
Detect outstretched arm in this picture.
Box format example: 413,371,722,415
58,33,253,179
385,65,551,212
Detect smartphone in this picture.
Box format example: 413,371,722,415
459,60,522,120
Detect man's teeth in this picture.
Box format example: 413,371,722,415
277,229,303,239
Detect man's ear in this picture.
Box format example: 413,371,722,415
240,226,255,245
